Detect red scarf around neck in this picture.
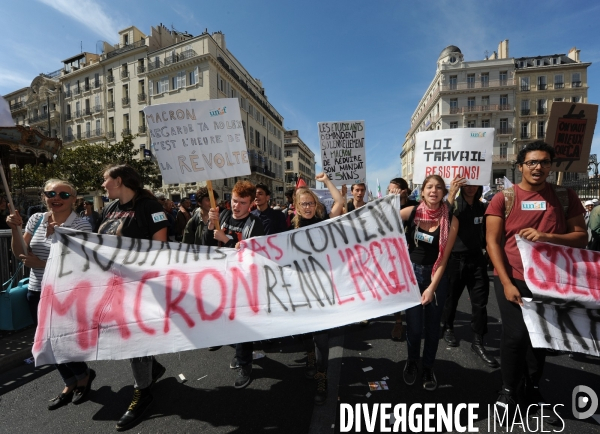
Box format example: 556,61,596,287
413,201,449,276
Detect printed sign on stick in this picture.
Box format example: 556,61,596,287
544,102,598,173
319,121,366,186
413,128,494,185
143,99,251,184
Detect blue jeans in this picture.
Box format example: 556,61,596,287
404,263,449,368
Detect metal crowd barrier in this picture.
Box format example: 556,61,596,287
0,230,28,285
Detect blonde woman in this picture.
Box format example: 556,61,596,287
293,173,344,405
6,179,95,409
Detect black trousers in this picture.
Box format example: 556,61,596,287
494,276,546,393
441,253,489,336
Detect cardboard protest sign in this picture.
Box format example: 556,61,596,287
33,196,421,365
413,128,494,185
319,121,366,186
545,102,598,173
517,237,600,356
143,99,251,184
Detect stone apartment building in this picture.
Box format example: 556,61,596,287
284,130,316,191
401,40,591,188
3,24,286,203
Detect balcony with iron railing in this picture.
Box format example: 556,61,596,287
521,85,530,91
148,59,163,71
492,153,517,163
75,110,82,118
441,79,513,91
74,88,81,95
537,131,545,139
93,105,103,114
497,127,513,135
450,104,512,115
122,97,130,106
64,135,74,143
84,84,91,92
107,131,115,139
521,132,531,139
137,65,145,74
538,84,547,90
537,108,547,115
66,113,72,121
121,70,129,79
105,39,146,60
65,90,72,98
107,101,115,110
94,80,101,89
84,107,92,116
520,109,531,115
122,128,131,136
10,102,25,111
572,81,582,88
138,125,147,133
107,75,114,84
137,93,146,102
554,82,564,89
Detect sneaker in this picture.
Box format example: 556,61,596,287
234,365,252,389
494,388,516,426
151,360,166,385
443,328,458,347
403,360,418,386
422,367,437,391
305,351,317,379
230,356,240,369
314,371,328,406
391,322,404,341
116,388,153,431
48,391,74,410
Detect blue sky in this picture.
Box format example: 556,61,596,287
2,0,599,193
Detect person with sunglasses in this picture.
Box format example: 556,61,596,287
291,172,345,405
485,141,586,420
6,179,96,410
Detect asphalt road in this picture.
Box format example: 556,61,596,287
0,273,598,434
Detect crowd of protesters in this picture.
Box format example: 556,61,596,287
1,140,597,430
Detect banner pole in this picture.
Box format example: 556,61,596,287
206,179,221,231
0,160,28,253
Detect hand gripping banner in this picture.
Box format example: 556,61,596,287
33,196,421,365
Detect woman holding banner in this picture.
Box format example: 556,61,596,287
292,172,345,405
399,174,459,391
98,164,168,431
6,179,96,409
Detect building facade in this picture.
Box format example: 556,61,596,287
284,130,316,191
401,40,591,188
3,25,285,203
514,47,590,182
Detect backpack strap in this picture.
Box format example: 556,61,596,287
549,184,570,217
502,187,515,220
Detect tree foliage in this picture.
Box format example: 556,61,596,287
11,134,160,194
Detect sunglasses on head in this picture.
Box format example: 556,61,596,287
43,191,72,199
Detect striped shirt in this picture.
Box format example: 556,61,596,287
25,212,92,292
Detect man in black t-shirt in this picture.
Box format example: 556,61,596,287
204,181,264,390
251,183,287,235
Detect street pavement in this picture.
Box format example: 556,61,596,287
0,272,599,434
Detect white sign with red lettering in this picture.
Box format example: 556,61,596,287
413,128,494,185
143,99,251,184
33,196,421,365
517,237,600,356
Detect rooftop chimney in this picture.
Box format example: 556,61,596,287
498,39,509,59
568,47,580,62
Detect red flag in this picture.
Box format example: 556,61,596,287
296,178,307,189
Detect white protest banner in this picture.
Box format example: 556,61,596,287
517,236,600,356
33,196,421,365
413,128,494,185
544,102,598,173
318,121,366,186
143,99,251,184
